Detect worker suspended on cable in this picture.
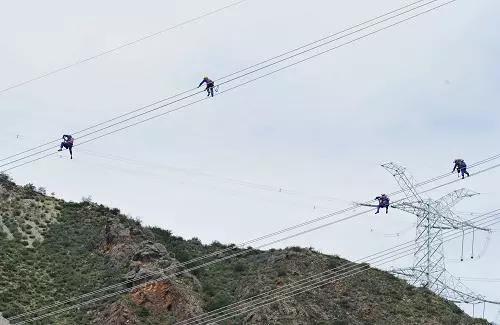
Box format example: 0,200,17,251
452,159,469,179
58,134,74,159
375,194,390,214
198,76,215,97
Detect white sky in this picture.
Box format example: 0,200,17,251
1,0,499,322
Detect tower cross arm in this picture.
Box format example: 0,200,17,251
436,188,480,210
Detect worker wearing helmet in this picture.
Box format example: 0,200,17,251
198,76,215,97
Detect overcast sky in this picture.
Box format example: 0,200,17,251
1,0,499,322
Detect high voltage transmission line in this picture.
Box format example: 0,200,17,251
6,154,500,322
7,160,499,324
0,0,251,95
178,211,500,325
12,200,500,324
76,148,350,206
178,163,500,325
191,215,500,325
459,278,500,283
3,0,496,323
1,0,455,173
383,163,493,304
7,154,498,322
0,0,440,165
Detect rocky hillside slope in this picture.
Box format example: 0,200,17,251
0,174,489,324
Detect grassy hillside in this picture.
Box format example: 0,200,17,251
0,174,490,324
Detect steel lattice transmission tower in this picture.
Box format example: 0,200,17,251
382,162,491,304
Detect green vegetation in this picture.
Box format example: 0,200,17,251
0,178,490,325
0,201,129,324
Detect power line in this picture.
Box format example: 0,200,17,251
7,151,500,323
205,225,500,324
0,0,448,168
5,0,480,318
179,210,500,325
0,0,251,96
16,202,500,324
187,213,500,325
71,155,340,212
1,0,459,173
8,210,374,323
9,161,496,323
3,0,494,318
458,278,500,283
77,148,349,205
7,155,500,322
0,0,435,163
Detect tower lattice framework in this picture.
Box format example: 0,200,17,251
382,162,490,303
